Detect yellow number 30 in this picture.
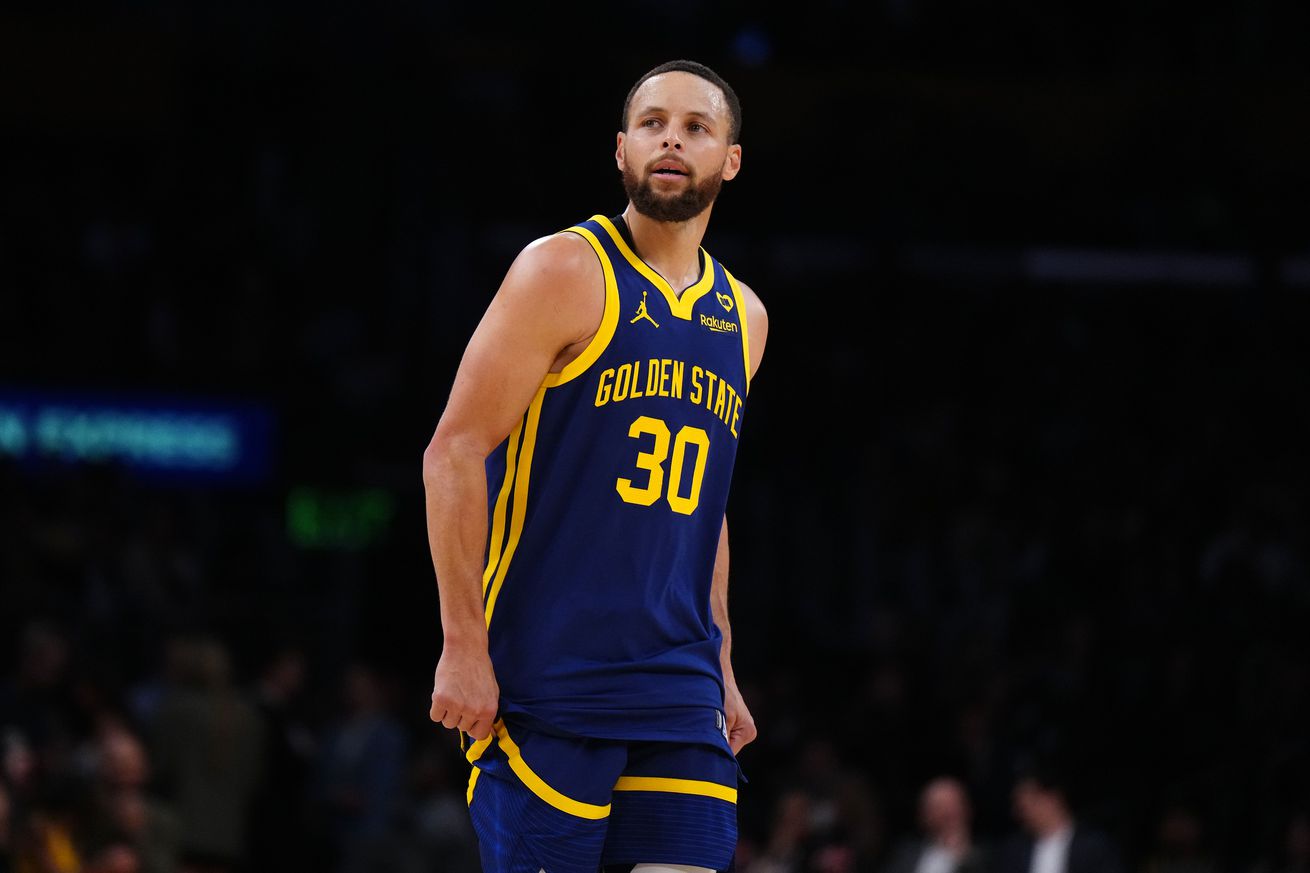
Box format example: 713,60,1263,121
615,415,711,515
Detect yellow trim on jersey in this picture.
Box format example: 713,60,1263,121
594,215,715,320
544,225,621,388
496,722,612,819
466,765,481,805
483,225,613,613
723,268,752,394
482,418,524,593
613,775,738,804
465,732,494,764
483,386,546,626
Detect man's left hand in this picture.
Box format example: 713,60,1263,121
723,679,757,755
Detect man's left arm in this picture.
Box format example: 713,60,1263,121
713,277,767,755
712,515,757,755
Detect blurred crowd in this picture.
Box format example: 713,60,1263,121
0,607,481,873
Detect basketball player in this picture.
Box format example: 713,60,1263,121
423,59,767,873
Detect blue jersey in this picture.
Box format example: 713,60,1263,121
481,214,753,743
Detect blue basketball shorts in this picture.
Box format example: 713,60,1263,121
462,718,741,873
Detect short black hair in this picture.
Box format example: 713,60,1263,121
621,59,742,144
1014,750,1079,807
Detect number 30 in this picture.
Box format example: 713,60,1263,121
615,416,710,515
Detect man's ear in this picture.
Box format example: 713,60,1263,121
722,143,742,181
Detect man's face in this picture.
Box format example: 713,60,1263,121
616,71,741,223
1012,778,1059,832
920,780,967,835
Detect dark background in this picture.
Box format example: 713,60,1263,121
3,2,1310,872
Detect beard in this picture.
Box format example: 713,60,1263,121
622,161,723,223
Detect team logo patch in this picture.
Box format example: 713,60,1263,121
630,290,659,328
716,291,734,312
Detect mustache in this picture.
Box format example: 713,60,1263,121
645,158,691,175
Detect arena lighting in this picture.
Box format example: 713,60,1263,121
0,387,274,484
286,486,395,550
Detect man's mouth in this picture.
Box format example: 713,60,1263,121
651,160,688,177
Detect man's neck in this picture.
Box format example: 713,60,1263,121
930,830,970,856
620,205,711,292
1036,819,1073,841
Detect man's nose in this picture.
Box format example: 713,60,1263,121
661,134,683,151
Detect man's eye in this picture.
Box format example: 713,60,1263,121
688,123,705,132
642,119,661,128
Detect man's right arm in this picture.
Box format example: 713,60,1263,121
423,231,603,741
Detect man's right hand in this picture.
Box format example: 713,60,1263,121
429,644,500,741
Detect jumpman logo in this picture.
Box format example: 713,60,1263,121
630,290,660,328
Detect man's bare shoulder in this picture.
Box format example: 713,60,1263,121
493,229,605,349
734,278,768,379
504,230,602,296
734,278,766,318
